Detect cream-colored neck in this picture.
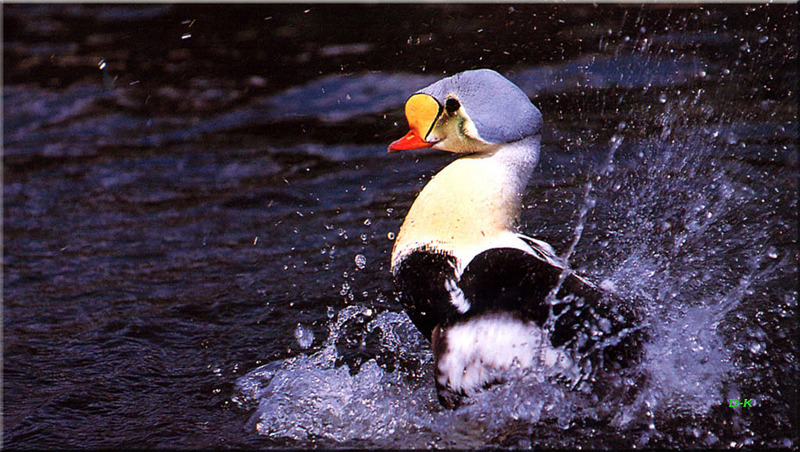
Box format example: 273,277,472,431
391,135,541,275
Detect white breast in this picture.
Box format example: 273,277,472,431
391,137,541,276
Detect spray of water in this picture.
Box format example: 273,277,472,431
234,68,795,447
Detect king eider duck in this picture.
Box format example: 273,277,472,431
388,69,645,408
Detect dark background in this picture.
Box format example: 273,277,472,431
3,3,798,449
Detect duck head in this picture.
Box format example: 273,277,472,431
389,69,543,154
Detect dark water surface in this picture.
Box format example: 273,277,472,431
3,3,798,449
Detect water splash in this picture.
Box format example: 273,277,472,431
235,115,793,448
234,304,614,447
233,55,796,445
294,324,314,349
565,105,796,444
233,305,439,444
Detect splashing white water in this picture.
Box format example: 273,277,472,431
235,304,610,447
233,306,440,444
235,87,794,447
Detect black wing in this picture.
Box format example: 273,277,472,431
458,248,647,371
393,247,647,371
392,248,463,340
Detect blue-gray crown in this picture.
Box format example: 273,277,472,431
417,69,543,144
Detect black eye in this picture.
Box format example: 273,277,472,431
445,98,460,115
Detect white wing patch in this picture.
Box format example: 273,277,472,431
517,233,601,290
516,233,565,267
436,313,574,395
444,278,471,314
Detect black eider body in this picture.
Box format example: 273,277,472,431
387,69,646,408
393,246,644,407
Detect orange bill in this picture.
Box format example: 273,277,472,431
388,93,442,152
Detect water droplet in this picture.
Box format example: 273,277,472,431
294,324,314,349
355,254,367,269
767,246,778,259
387,232,395,240
658,93,668,103
747,340,765,354
599,280,616,292
98,60,107,70
363,218,372,226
